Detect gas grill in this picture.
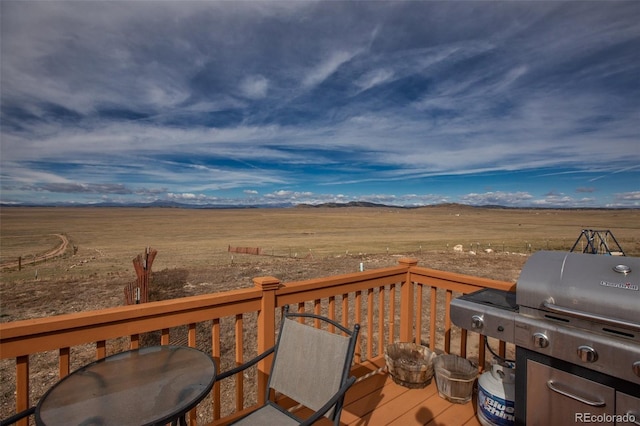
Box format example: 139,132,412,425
450,251,640,425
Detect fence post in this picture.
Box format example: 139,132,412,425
398,258,418,343
254,276,280,405
128,248,156,305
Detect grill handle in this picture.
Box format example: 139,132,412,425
546,380,606,407
542,301,640,332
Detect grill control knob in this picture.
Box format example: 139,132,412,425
471,315,484,330
533,332,549,348
577,346,598,363
633,361,640,377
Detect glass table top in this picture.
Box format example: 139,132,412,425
36,345,216,426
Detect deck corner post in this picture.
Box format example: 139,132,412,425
398,258,418,342
253,276,281,404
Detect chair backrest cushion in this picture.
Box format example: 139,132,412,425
269,317,351,417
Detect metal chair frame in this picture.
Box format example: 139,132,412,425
216,306,360,425
0,406,35,426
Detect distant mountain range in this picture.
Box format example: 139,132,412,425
1,200,635,210
0,200,271,209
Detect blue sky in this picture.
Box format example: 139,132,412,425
1,1,639,208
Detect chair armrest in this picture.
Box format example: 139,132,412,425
299,376,356,426
1,406,36,426
215,346,275,381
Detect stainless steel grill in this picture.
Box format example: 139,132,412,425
450,251,640,425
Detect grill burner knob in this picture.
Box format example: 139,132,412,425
577,345,598,363
471,315,484,330
633,361,640,377
533,332,549,348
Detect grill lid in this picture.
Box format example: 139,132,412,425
516,251,640,330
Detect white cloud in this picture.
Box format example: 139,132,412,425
167,193,215,202
615,191,640,201
459,191,534,206
303,50,357,88
355,69,395,92
240,75,269,99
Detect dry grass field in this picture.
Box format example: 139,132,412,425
1,205,639,421
1,205,639,322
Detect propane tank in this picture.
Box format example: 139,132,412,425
477,363,515,426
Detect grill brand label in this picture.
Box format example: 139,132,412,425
600,280,639,291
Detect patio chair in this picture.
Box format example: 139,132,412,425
216,306,360,425
0,406,35,426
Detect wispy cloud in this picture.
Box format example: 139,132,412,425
303,50,358,88
1,1,638,207
615,191,640,202
239,75,269,100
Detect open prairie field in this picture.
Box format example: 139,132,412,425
1,205,639,420
1,205,639,322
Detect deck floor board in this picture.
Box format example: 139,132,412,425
340,359,480,426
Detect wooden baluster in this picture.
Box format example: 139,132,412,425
16,355,29,426
378,286,385,356
415,284,423,346
444,290,452,354
328,296,336,333
212,319,221,421
97,340,106,360
130,334,139,350
460,329,468,359
186,322,198,426
352,292,361,362
188,323,196,347
478,334,486,369
342,293,349,330
499,340,506,359
429,287,437,351
388,283,396,344
161,328,170,345
314,299,321,328
367,288,374,359
235,314,244,411
59,347,70,378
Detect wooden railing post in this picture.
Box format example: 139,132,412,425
398,258,418,342
16,355,29,426
253,276,280,405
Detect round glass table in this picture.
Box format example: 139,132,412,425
36,345,216,426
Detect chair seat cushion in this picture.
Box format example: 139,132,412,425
232,404,301,426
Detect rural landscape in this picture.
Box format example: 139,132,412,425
2,1,639,423
1,204,639,421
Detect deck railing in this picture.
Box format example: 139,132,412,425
0,258,515,425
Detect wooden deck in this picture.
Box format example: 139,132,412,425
337,357,482,426
218,357,482,426
2,260,510,426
